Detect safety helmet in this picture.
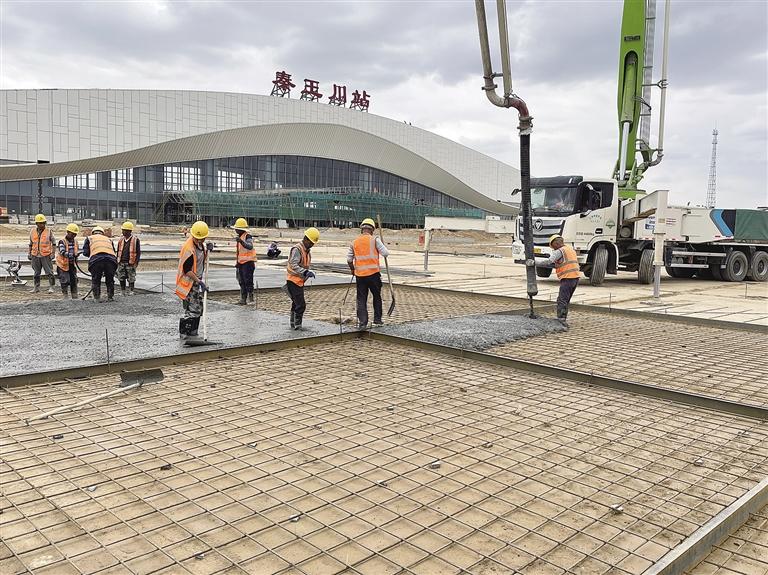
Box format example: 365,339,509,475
548,234,563,246
121,221,134,231
34,214,47,224
232,217,249,230
304,227,320,244
360,218,376,229
92,226,105,234
66,223,80,234
190,220,209,240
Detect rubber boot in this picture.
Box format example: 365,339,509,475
189,317,200,337
71,289,78,300
237,289,247,305
93,285,101,302
248,290,254,303
61,286,69,299
129,282,135,296
47,279,55,294
29,282,40,294
294,314,303,331
120,280,127,296
107,283,115,302
290,311,295,330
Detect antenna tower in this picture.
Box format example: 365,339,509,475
706,128,718,208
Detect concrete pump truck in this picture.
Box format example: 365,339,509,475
511,0,768,285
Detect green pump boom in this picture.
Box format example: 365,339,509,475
614,0,670,197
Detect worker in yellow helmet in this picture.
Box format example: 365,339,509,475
230,217,257,305
546,234,581,328
116,221,141,296
285,227,319,330
83,226,117,302
56,223,80,299
347,218,390,329
28,213,56,293
175,221,212,339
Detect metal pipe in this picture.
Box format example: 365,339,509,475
496,0,513,98
475,0,506,108
26,382,141,423
653,0,671,164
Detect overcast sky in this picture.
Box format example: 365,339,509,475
1,0,766,208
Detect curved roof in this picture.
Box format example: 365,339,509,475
0,122,516,215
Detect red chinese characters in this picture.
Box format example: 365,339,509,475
300,79,323,101
350,90,370,112
328,84,347,106
270,71,295,97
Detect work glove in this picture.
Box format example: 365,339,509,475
198,281,209,293
305,271,316,279
206,241,214,252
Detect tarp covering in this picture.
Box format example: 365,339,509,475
734,209,768,242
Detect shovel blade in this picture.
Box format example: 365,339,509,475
120,368,164,387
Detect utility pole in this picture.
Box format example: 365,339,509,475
706,128,718,209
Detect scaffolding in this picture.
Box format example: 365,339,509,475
154,187,484,229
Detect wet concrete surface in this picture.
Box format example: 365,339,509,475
0,293,337,377
377,312,566,350
133,267,348,292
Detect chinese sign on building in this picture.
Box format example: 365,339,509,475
270,71,369,112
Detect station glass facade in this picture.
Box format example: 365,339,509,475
0,155,481,227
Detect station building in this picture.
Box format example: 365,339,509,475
0,89,519,228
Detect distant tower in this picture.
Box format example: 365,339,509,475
706,129,718,209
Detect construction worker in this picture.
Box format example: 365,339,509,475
347,218,390,329
82,226,117,302
176,221,211,339
116,221,141,296
56,223,80,299
286,228,319,330
547,234,581,327
231,217,257,305
28,214,56,293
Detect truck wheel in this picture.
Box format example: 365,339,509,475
747,251,768,282
665,266,695,279
723,251,748,282
536,267,553,278
638,249,654,284
589,246,608,286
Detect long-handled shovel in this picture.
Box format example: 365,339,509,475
25,368,164,424
376,215,396,316
185,252,219,346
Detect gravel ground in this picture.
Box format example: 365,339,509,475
0,293,337,376
378,312,566,349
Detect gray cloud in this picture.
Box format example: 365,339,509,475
1,0,765,208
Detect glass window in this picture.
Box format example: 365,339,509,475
164,165,200,190
111,169,133,192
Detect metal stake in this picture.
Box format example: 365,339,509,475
105,329,110,369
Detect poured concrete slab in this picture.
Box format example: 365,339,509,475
0,293,337,377
378,313,566,350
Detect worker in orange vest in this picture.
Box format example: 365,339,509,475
28,214,56,293
116,221,141,296
546,234,581,328
82,226,117,302
347,218,390,329
231,218,257,305
286,228,319,330
56,223,80,299
175,221,212,339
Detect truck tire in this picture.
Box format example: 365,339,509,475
589,246,608,286
638,249,654,284
665,266,696,279
536,267,553,278
722,251,748,282
747,251,768,282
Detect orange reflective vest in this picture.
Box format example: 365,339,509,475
117,235,138,266
175,237,206,300
30,228,53,257
236,233,257,265
56,238,79,272
88,234,115,258
286,243,311,287
352,234,380,277
555,244,581,280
